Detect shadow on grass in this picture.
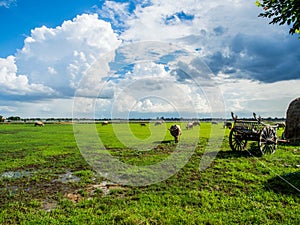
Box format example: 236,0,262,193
153,140,173,144
214,143,263,159
215,150,253,159
265,171,300,196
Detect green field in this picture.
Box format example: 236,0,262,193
0,122,299,224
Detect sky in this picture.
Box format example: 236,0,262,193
0,0,299,119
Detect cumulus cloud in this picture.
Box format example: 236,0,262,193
120,0,200,42
93,0,298,118
72,42,218,119
0,56,55,98
13,13,121,98
217,75,300,117
108,59,213,118
112,0,299,84
1,0,299,118
205,33,300,82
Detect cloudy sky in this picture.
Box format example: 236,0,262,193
0,0,299,119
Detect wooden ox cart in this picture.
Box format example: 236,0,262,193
229,112,278,155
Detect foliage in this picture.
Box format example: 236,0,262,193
7,116,21,121
256,0,300,36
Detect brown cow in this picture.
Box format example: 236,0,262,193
169,124,182,143
193,121,200,126
223,122,232,129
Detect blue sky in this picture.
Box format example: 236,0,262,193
0,0,299,119
0,0,101,56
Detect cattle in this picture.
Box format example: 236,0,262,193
34,121,44,127
154,121,163,126
186,122,194,130
169,124,182,143
212,121,218,125
223,122,232,129
140,123,147,126
193,121,201,126
102,121,109,126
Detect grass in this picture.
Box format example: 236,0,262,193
0,122,299,224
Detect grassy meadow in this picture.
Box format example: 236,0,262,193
0,122,299,224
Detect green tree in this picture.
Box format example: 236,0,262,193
256,0,300,36
7,116,21,121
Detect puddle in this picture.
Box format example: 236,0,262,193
2,185,19,196
1,171,31,179
52,171,81,183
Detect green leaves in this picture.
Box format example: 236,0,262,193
256,0,300,37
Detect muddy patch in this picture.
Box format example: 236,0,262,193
1,169,126,209
52,171,81,183
64,180,126,203
86,181,124,195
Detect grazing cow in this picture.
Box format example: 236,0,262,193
140,123,146,126
193,121,201,126
186,122,194,130
223,122,232,129
169,124,182,143
212,121,218,125
154,121,163,126
34,121,44,127
102,121,109,126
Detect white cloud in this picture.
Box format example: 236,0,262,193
47,66,57,75
107,0,298,118
119,0,288,50
219,77,300,117
121,0,198,42
98,1,132,30
110,61,211,117
0,105,16,113
0,1,298,118
0,56,55,96
15,14,121,97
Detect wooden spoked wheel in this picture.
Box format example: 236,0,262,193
229,129,247,151
259,125,277,155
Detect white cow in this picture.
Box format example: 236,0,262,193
154,121,163,126
34,121,44,127
186,122,194,130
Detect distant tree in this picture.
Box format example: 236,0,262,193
7,116,21,121
0,115,3,122
256,0,300,36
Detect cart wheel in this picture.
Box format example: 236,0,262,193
229,129,247,151
259,125,277,155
